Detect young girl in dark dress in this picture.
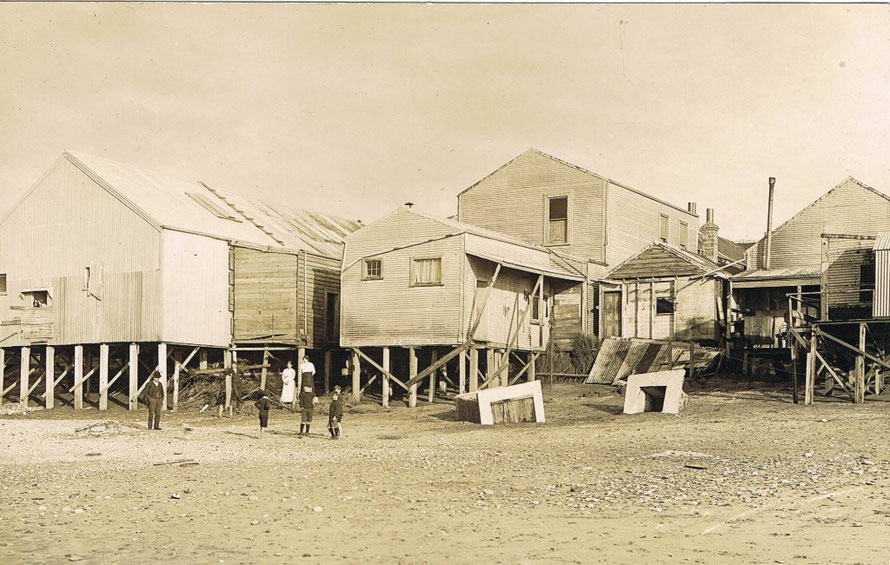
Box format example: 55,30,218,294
255,390,272,438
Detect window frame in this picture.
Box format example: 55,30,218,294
409,256,444,287
656,297,675,315
0,273,6,296
543,193,572,246
679,220,688,250
362,258,384,281
659,214,669,243
860,262,875,303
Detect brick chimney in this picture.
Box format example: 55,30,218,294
700,208,719,263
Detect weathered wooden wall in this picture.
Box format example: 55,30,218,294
615,277,721,342
605,183,699,266
457,149,606,263
341,234,465,347
232,246,298,344
820,236,875,320
747,178,890,271
301,252,342,348
674,278,720,341
0,156,162,346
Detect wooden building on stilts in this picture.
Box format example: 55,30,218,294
0,151,360,412
339,206,588,406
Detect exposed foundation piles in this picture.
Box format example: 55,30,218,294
0,343,342,413
346,345,540,407
788,320,890,405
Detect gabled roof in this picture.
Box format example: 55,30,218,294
347,206,588,281
54,151,360,258
606,242,724,280
752,176,889,249
459,148,697,218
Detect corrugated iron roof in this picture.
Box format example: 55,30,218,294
732,265,822,281
65,151,360,258
874,232,890,251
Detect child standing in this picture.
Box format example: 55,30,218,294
255,390,272,438
298,384,317,438
328,386,344,440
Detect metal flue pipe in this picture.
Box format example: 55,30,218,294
765,177,775,270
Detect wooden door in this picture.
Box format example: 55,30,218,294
602,291,622,338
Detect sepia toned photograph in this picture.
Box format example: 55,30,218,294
1,2,889,563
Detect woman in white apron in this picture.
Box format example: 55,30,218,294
281,361,297,410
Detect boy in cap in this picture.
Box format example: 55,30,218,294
254,390,272,438
298,383,317,438
328,386,344,440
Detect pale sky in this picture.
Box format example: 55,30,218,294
1,3,889,241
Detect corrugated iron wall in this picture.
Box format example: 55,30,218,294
875,249,890,318
0,157,161,346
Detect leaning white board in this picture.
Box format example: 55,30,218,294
476,380,545,425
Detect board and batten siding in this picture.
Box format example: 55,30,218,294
341,235,465,347
467,257,549,351
301,252,342,348
820,236,875,318
160,230,230,347
748,179,890,271
605,183,699,267
232,246,298,344
0,155,161,346
457,149,606,263
674,278,720,341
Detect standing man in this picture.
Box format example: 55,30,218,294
144,373,164,430
299,354,316,394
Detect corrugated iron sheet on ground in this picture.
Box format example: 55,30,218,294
586,337,719,385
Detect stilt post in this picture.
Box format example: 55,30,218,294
45,346,54,410
74,345,84,410
408,347,418,407
428,349,438,403
129,344,138,410
198,348,208,371
99,344,109,411
458,349,466,394
351,349,361,402
0,348,4,407
528,351,537,382
20,346,30,409
158,343,168,411
324,349,332,395
173,358,181,412
382,347,391,407
223,348,233,414
296,347,306,392
260,347,269,391
805,332,816,405
855,322,866,404
469,347,479,392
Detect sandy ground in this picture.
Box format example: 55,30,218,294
1,380,889,565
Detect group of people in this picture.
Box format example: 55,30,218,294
254,356,344,440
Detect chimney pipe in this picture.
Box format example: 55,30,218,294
404,201,414,209
765,177,775,270
706,208,714,224
687,202,697,215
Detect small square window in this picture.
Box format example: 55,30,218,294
411,257,442,286
363,258,383,280
659,214,669,243
656,297,674,315
0,273,6,295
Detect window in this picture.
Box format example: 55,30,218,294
860,263,875,303
186,192,242,222
410,257,442,286
362,258,383,280
679,221,688,250
0,273,6,295
531,294,549,322
656,297,675,315
546,196,569,244
22,289,50,308
83,266,91,291
659,214,669,243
